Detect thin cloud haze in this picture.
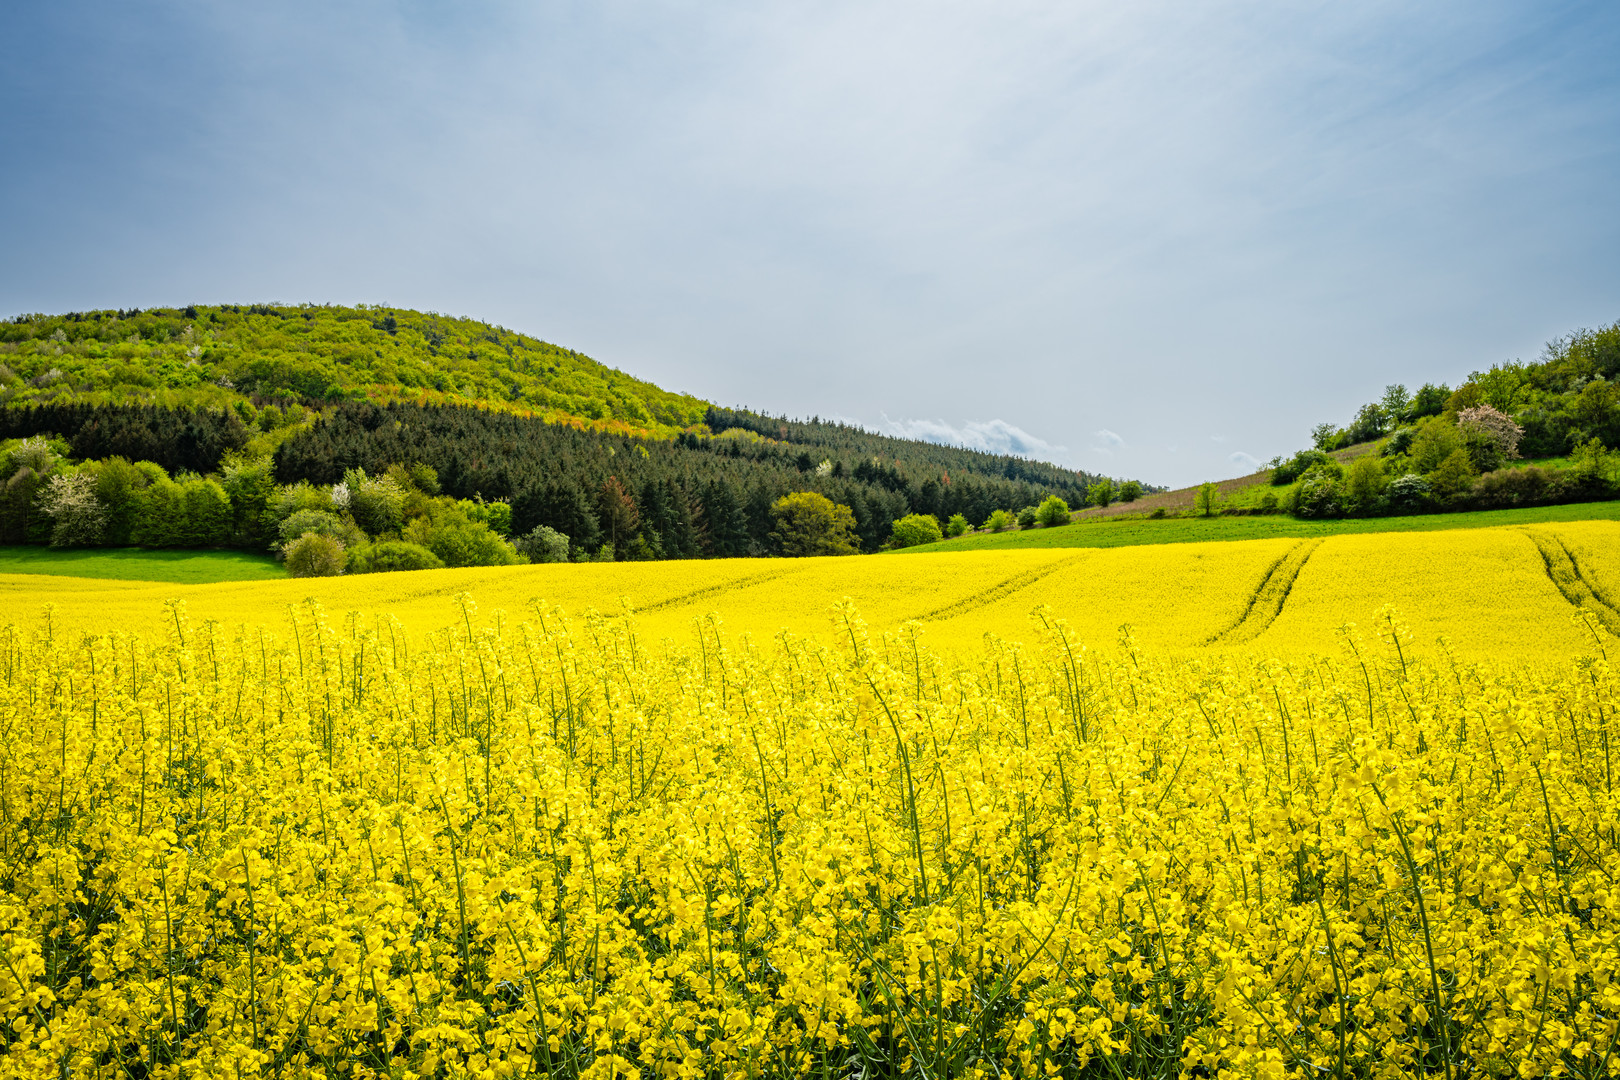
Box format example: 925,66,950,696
877,416,1066,459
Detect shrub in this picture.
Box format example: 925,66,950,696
346,540,444,574
404,510,521,567
1381,428,1416,458
1117,480,1143,502
1270,449,1333,485
1034,495,1071,527
283,532,347,577
345,467,406,537
889,513,944,548
983,509,1014,532
1016,506,1038,529
1386,473,1432,511
1473,466,1555,508
461,500,514,537
944,513,970,538
1086,479,1115,507
513,525,571,563
1291,473,1342,518
1569,437,1617,484
279,509,360,548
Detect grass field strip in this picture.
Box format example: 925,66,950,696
1207,538,1323,645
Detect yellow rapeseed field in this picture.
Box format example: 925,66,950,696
0,523,1617,1078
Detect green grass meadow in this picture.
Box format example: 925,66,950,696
0,546,286,583
893,499,1620,554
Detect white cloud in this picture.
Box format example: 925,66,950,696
876,416,1065,458
1089,428,1125,456
1210,435,1229,444
1228,450,1261,471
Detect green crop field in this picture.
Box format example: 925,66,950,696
0,546,285,583
893,499,1620,553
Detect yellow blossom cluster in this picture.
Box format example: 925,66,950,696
0,591,1615,1078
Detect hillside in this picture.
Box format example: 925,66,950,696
0,303,707,436
0,303,1124,560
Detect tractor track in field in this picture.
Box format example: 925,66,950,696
635,568,800,614
1522,529,1620,636
913,554,1087,623
1206,539,1323,646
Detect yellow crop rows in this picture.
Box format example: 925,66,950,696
0,524,1617,1078
4,523,1611,659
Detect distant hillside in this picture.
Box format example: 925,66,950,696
0,303,1137,558
0,303,706,437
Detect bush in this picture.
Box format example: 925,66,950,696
1270,449,1333,485
1034,495,1071,527
404,511,520,567
1473,466,1556,509
1117,480,1143,502
1386,473,1432,511
945,513,970,538
1016,506,1038,529
1568,437,1616,484
461,500,514,537
278,509,362,548
513,525,571,563
345,468,406,537
983,509,1014,532
1291,473,1342,518
1381,428,1416,458
889,513,944,548
346,540,444,574
1086,479,1115,507
283,532,347,577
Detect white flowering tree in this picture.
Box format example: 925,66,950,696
1456,405,1524,460
40,472,106,547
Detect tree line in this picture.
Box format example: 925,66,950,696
272,402,1101,555
0,399,1115,566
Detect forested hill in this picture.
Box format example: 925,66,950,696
0,304,1122,557
0,303,706,436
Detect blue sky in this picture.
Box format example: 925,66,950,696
3,1,1617,487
